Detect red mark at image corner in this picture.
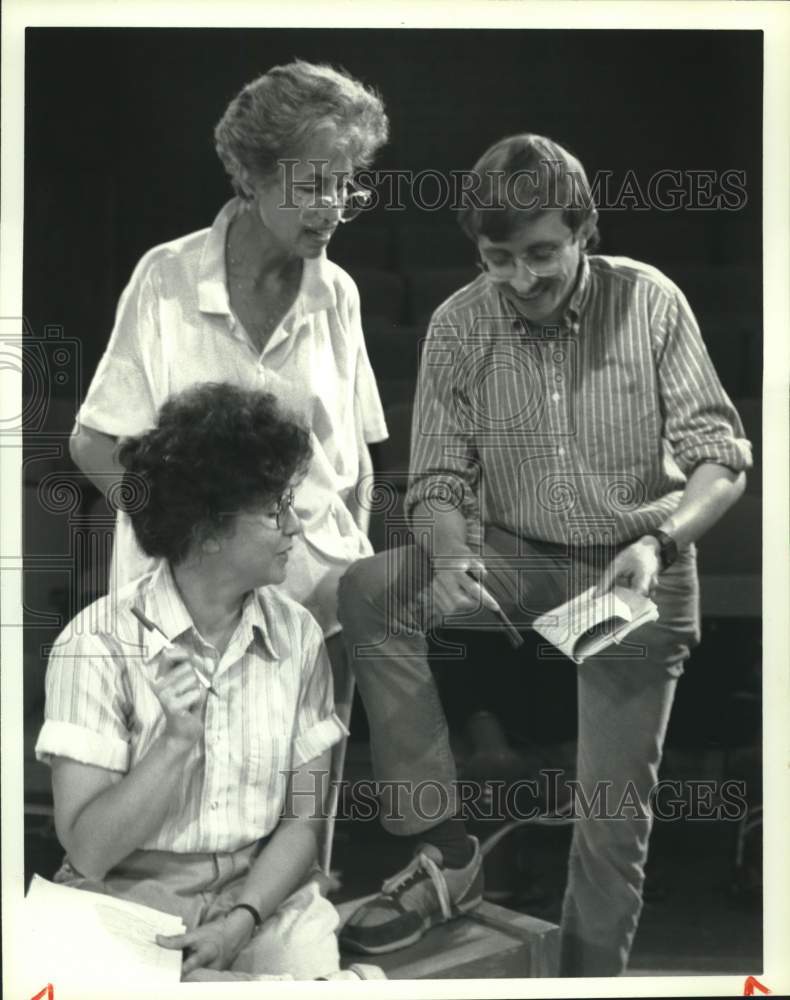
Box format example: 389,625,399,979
30,986,54,1000
743,976,771,995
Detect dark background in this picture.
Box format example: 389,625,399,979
23,28,762,395
22,31,763,942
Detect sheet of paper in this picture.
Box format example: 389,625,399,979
21,875,185,998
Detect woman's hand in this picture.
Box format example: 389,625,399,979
156,909,256,977
151,647,207,750
49,646,209,881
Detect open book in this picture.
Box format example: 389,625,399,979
20,875,185,998
532,585,659,664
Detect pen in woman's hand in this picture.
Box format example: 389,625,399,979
130,605,220,697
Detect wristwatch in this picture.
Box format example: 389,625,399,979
645,528,678,571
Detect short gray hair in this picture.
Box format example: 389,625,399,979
214,60,389,199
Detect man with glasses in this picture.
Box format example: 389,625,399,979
337,133,751,975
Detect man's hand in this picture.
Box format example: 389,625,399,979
431,549,501,617
157,909,255,977
595,537,662,598
151,646,207,750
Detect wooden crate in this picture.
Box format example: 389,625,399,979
337,897,559,979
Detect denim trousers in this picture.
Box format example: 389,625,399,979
337,525,700,976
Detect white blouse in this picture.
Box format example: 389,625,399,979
78,199,388,635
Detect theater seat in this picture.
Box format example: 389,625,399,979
363,320,424,386
349,268,406,324
396,223,473,270
367,399,413,555
330,224,395,271
405,267,478,328
696,395,761,618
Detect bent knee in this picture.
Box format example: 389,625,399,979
338,551,396,624
242,884,340,979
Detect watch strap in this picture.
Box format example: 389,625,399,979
646,528,678,570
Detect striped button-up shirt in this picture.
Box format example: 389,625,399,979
35,562,347,854
405,254,752,548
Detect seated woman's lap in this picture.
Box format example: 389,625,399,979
54,846,341,979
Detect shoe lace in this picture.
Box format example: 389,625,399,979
381,851,452,920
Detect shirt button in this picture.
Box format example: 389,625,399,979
558,447,566,457
210,801,219,811
551,392,561,403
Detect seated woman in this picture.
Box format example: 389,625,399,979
35,383,372,982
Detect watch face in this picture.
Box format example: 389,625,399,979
659,531,678,568
650,529,677,569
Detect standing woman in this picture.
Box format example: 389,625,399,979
70,60,389,640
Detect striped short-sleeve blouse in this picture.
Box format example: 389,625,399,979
35,562,347,854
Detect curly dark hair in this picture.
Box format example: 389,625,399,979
117,383,312,565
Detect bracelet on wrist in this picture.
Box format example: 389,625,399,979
228,903,262,929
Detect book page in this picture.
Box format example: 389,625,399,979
21,876,184,998
534,586,658,663
533,586,628,656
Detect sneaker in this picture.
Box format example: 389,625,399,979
339,836,483,954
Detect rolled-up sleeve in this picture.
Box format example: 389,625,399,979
348,281,388,445
35,633,131,773
77,253,160,438
404,317,482,524
291,619,348,768
355,342,389,445
656,286,753,475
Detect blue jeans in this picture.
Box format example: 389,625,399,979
337,526,700,976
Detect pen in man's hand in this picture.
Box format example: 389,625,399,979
130,605,220,697
465,570,524,649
